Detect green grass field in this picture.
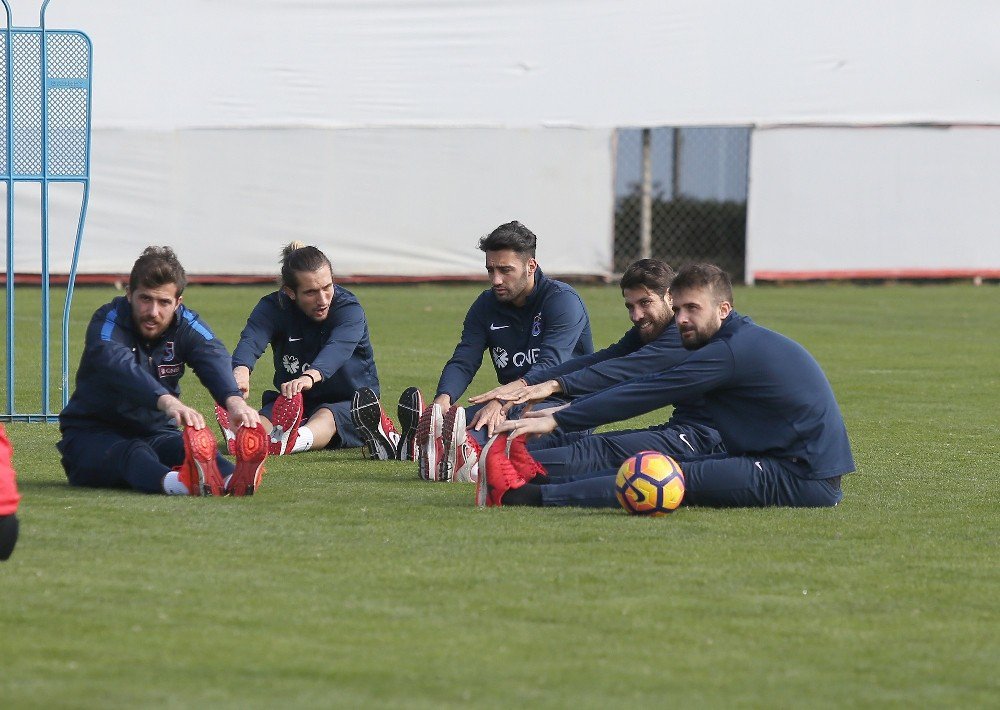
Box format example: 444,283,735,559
1,282,997,708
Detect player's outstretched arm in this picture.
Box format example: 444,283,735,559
469,379,562,408
158,395,205,430
496,413,558,441
468,379,529,404
505,381,561,408
522,402,569,418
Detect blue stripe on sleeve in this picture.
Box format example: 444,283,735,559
182,309,215,341
100,309,118,341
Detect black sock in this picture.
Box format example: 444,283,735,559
502,484,543,506
527,474,550,485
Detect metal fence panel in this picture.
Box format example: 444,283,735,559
614,126,750,280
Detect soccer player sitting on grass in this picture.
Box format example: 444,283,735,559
57,247,267,496
478,263,855,509
403,220,594,483
1,424,20,560
224,242,410,461
468,258,724,478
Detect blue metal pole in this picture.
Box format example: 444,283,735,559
2,0,13,418
62,180,89,409
39,0,52,418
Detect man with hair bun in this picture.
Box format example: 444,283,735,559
58,246,265,497
225,241,405,460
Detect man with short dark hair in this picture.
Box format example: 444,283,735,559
480,263,854,509
411,220,594,483
58,247,266,496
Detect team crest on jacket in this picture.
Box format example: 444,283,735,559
492,346,508,369
163,341,175,361
532,314,542,337
282,354,300,374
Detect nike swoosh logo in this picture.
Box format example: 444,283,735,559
489,324,510,331
754,461,763,472
678,433,695,452
288,337,302,342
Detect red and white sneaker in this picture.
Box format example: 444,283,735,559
269,392,304,456
351,387,402,460
506,434,546,483
475,434,524,508
396,387,425,461
180,426,225,496
416,403,444,480
440,405,481,483
214,403,237,455
227,424,268,497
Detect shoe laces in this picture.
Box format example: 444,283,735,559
463,431,481,457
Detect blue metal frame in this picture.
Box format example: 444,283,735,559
1,0,92,422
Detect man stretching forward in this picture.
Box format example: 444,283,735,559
415,221,593,483
227,241,405,461
480,263,854,509
58,247,266,496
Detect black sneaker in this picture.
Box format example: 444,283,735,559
396,387,425,461
351,388,401,460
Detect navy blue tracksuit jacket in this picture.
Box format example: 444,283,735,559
59,296,242,437
524,321,714,430
436,268,593,402
554,312,855,480
231,286,380,407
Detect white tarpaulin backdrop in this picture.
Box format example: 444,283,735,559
747,126,1000,281
6,1,1000,278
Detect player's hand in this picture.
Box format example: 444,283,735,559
225,395,261,428
158,395,205,429
523,402,569,418
468,379,528,405
433,393,452,409
280,372,316,398
469,399,506,437
233,366,251,397
498,414,558,441
498,381,561,413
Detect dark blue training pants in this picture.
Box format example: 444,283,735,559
58,428,234,494
539,454,843,509
529,423,723,478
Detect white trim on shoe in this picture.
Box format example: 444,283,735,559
475,434,503,508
